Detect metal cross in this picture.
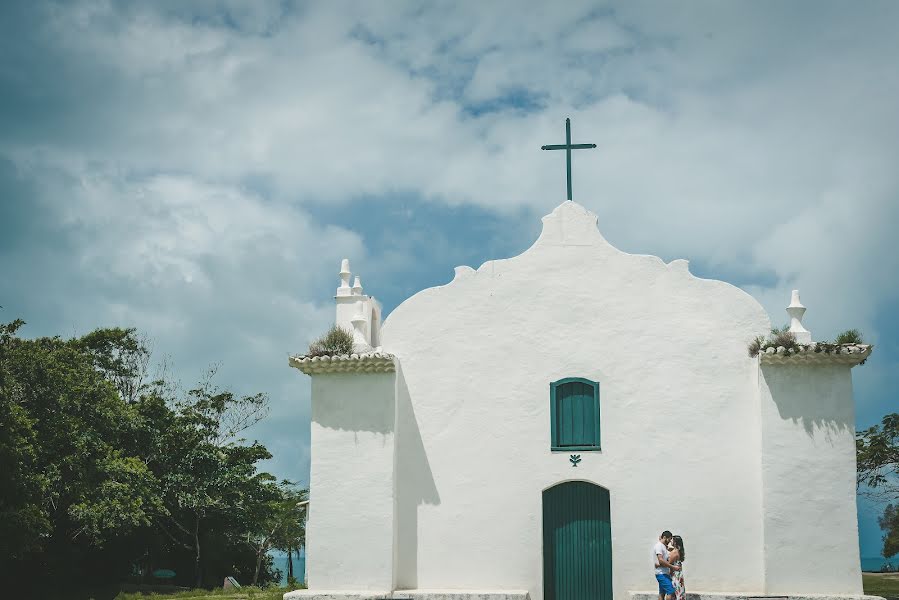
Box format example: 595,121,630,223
541,118,597,201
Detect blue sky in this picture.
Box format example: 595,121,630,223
1,1,897,559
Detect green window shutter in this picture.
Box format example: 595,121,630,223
550,378,600,451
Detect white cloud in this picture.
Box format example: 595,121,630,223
2,159,364,484
2,0,898,491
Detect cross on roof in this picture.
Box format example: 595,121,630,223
541,118,597,201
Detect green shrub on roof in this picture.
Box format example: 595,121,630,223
306,325,354,357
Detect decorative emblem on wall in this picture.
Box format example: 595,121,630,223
569,454,582,467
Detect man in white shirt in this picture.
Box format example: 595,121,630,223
653,530,680,600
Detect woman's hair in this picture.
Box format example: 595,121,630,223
672,535,686,561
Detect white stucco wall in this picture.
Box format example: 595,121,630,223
759,364,862,595
296,201,867,600
381,202,772,600
307,372,397,591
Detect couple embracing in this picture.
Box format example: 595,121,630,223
652,530,686,600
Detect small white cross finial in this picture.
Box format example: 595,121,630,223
786,289,812,344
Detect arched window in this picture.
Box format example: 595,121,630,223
550,377,601,451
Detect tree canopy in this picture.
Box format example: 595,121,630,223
0,320,305,594
857,412,899,559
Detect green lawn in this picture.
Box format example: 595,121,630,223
112,578,899,600
864,573,899,598
115,586,301,600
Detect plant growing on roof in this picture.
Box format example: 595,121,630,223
306,325,354,357
835,329,864,345
747,335,767,358
748,325,801,358
770,325,800,350
748,326,867,358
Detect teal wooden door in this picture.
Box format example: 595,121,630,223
543,482,612,600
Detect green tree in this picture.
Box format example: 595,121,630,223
273,485,307,586
1,320,284,589
245,482,307,586
134,371,271,587
880,504,899,559
0,321,161,583
857,412,899,558
78,327,153,404
0,320,50,562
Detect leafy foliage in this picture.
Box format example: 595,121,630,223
747,335,766,358
747,325,799,357
1,321,158,556
0,320,305,592
245,483,307,585
129,369,276,587
747,325,867,358
0,319,51,560
306,324,354,357
880,504,899,559
857,412,899,558
835,328,864,345
67,453,164,544
770,325,800,351
858,413,899,496
78,327,153,403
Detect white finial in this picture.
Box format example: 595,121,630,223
350,295,371,352
352,276,363,296
337,259,352,297
787,289,812,344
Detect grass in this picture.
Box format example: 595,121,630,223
115,585,302,600
864,572,899,598
111,576,899,600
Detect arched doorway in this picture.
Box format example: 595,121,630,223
543,481,612,600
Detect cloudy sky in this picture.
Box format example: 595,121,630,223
1,1,897,559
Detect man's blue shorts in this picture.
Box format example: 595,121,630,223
656,573,675,596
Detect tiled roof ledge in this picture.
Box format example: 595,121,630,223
288,352,396,375
760,343,873,366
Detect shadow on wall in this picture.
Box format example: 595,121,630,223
312,373,395,434
763,364,855,440
395,362,441,590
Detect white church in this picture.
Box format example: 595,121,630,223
287,200,876,600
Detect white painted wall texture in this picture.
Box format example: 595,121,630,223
307,373,396,591
296,201,867,600
759,365,862,595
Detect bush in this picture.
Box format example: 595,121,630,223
748,325,866,358
770,325,799,351
747,335,766,358
834,329,864,345
748,325,800,357
306,325,354,357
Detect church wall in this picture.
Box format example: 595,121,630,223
307,372,397,591
758,364,862,595
380,203,772,600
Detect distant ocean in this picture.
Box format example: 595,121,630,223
271,552,306,585
861,556,899,572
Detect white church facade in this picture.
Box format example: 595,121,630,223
287,201,876,600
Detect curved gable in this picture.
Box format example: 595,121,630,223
382,201,770,355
